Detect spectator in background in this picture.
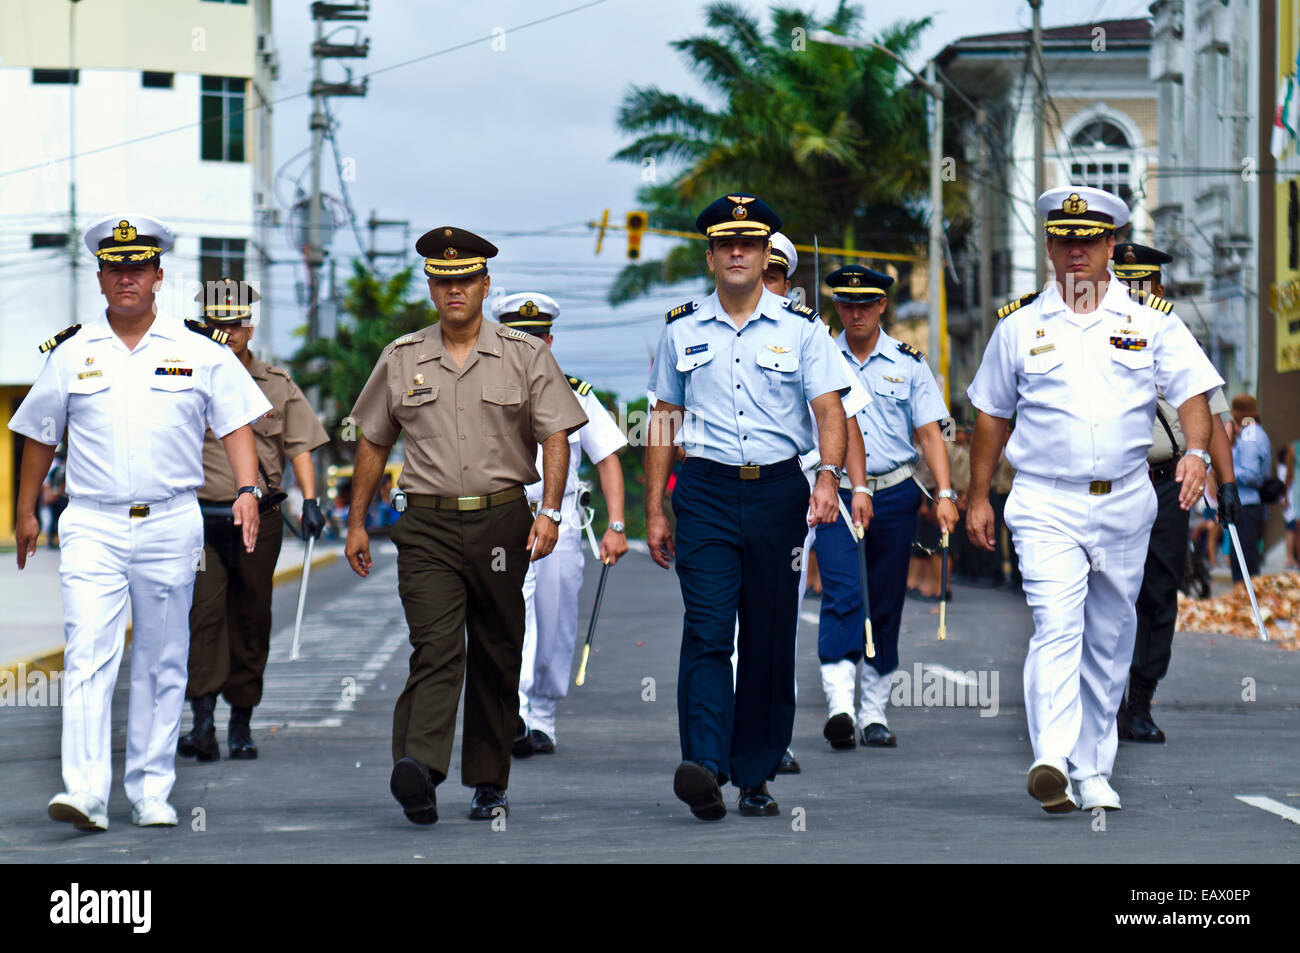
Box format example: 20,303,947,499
1228,394,1270,581
41,450,68,549
1279,444,1296,570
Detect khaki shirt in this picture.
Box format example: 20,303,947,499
1148,387,1230,463
349,318,588,496
199,355,330,501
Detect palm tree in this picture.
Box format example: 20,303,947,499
610,2,958,305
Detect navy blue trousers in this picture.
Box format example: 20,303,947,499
672,461,808,787
813,481,921,675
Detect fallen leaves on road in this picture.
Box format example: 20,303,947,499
1176,572,1300,649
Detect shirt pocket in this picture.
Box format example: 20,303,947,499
873,377,907,402
1023,349,1064,375
398,384,440,438
675,346,716,373
481,384,522,436
1110,348,1154,371
252,410,284,440
67,374,113,431
149,375,202,428
754,348,800,397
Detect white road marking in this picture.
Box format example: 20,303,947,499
800,610,820,625
1235,796,1300,825
923,663,979,688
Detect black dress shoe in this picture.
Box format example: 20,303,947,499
1125,674,1166,743
529,729,555,754
1116,696,1135,740
468,784,508,820
860,723,897,747
228,705,258,759
389,757,438,825
776,748,801,774
737,783,780,817
823,713,856,749
177,694,220,762
672,761,726,821
511,716,534,758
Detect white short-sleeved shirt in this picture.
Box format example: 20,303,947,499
966,276,1224,482
797,337,874,471
9,311,271,504
526,380,628,502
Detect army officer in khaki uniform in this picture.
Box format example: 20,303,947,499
179,279,331,762
346,227,587,825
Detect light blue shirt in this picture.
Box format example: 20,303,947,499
837,329,949,475
649,288,853,465
1232,422,1271,506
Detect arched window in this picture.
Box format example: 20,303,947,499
1068,118,1134,204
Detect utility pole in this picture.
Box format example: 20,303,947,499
926,60,944,382
1030,0,1046,288
366,210,409,269
68,0,81,328
305,1,369,343
976,108,994,351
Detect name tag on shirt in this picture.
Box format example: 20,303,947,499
685,344,708,355
1029,344,1055,356
77,370,102,380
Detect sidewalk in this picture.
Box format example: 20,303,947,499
0,536,341,674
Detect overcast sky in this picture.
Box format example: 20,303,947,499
266,0,1152,398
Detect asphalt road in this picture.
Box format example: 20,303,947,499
2,537,1297,863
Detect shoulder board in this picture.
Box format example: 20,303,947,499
38,324,82,354
1129,287,1173,314
184,319,228,345
995,291,1040,320
665,300,697,323
782,299,818,321
497,325,537,343
897,341,924,362
266,364,294,381
391,332,423,348
567,375,594,397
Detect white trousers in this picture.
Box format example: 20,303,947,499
1004,469,1157,780
819,660,892,725
518,518,584,739
57,495,202,807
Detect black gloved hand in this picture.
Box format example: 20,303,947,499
1217,482,1241,527
301,498,326,539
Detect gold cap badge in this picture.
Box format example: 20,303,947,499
520,300,539,318
1062,193,1088,215
112,220,137,242
848,275,861,286
444,247,458,259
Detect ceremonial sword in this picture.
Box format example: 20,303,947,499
1226,523,1269,642
938,530,949,641
836,495,874,658
575,500,613,686
289,534,314,661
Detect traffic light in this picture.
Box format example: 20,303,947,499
626,211,647,260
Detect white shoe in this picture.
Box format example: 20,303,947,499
48,791,109,831
131,797,178,827
1077,775,1122,811
1026,757,1077,814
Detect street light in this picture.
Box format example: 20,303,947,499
808,30,947,397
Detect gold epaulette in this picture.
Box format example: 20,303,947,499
567,375,593,397
1129,287,1173,314
38,324,82,354
996,292,1040,320
184,319,228,345
497,325,536,343
897,341,924,362
782,299,819,322
391,332,423,347
666,301,698,323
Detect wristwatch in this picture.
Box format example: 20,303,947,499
1185,449,1211,469
937,489,959,503
816,464,844,481
537,507,563,525
236,485,263,501
609,521,626,534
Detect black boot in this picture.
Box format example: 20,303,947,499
228,705,258,759
177,694,220,762
1117,692,1134,740
1125,674,1166,743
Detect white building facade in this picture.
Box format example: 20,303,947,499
0,0,277,539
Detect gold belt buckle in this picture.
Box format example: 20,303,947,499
738,465,760,480
129,505,150,518
456,495,485,512
1088,481,1111,495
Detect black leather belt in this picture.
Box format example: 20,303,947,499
1149,458,1178,483
683,457,801,481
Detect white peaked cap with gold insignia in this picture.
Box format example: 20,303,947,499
768,232,798,278
1036,186,1129,237
83,213,175,263
492,292,560,330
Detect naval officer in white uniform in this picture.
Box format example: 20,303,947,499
11,214,270,831
491,293,629,754
966,187,1222,814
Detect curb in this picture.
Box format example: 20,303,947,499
0,550,340,679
